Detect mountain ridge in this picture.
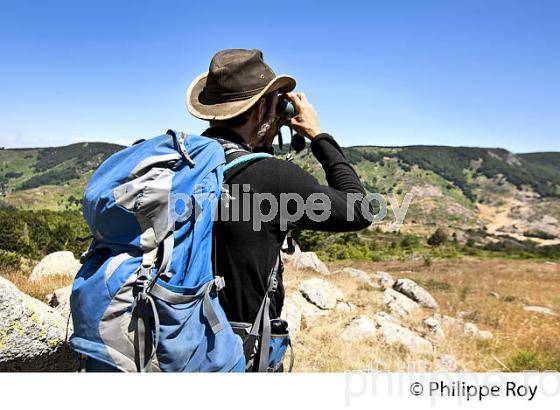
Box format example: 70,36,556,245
1,141,559,243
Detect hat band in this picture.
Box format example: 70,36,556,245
203,85,267,104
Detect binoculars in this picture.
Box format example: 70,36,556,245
276,98,306,153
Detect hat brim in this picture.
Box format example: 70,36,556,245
186,72,296,121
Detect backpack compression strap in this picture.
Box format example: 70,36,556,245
242,254,280,372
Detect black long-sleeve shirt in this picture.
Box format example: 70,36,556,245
202,126,371,323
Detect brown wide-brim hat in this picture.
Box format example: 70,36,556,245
186,48,296,121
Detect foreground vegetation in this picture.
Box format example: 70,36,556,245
0,204,90,271
286,257,560,372
292,227,560,263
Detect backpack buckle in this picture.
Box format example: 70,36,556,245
214,276,226,291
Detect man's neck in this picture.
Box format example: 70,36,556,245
202,125,251,149
209,121,254,144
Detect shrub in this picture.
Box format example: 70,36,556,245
0,250,21,270
427,228,448,246
523,230,556,240
400,234,420,249
507,350,542,371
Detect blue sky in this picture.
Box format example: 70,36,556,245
0,0,558,152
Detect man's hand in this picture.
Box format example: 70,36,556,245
284,92,322,140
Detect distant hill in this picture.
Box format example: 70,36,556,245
0,142,123,209
1,141,559,243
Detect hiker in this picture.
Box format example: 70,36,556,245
186,49,372,370
70,48,372,373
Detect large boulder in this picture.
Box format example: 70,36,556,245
288,291,328,324
335,301,356,313
374,311,433,355
393,279,439,310
280,297,302,337
298,278,344,310
383,288,421,317
0,276,79,371
283,251,330,275
341,316,377,341
28,251,81,282
372,271,395,289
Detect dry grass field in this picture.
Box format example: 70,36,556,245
284,257,560,372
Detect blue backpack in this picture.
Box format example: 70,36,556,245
70,130,273,372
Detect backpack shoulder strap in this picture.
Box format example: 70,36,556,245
209,137,273,180
223,152,272,174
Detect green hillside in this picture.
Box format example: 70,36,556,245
0,142,123,208
0,140,559,266
340,146,560,199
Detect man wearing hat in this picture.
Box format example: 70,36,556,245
187,49,371,331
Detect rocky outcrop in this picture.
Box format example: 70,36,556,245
335,301,356,313
28,251,81,282
280,297,302,337
282,251,330,275
298,278,344,310
383,288,421,317
341,316,377,341
372,271,395,289
393,278,439,310
0,277,78,371
287,291,329,324
374,311,433,355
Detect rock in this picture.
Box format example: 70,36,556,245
524,306,557,316
435,354,461,372
393,278,439,310
383,288,421,317
477,330,494,341
457,311,470,319
373,311,401,326
46,285,72,320
439,314,464,328
0,276,79,371
335,301,356,313
28,251,81,282
488,292,500,299
463,322,493,341
339,268,382,288
423,315,445,340
283,251,330,275
341,316,377,341
374,313,433,355
463,322,479,337
281,237,301,254
371,271,395,289
280,297,301,337
289,291,328,323
298,278,344,310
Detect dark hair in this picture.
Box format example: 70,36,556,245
219,92,276,128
